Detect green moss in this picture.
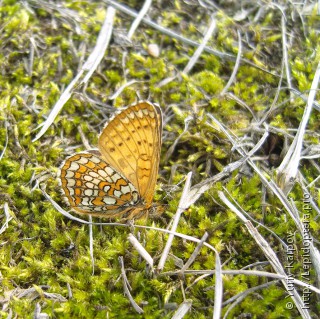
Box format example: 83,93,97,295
0,1,319,318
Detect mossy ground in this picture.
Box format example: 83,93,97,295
0,1,320,318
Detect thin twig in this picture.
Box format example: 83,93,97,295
187,124,269,204
78,126,93,150
165,115,192,161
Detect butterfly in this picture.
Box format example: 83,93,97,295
59,101,162,219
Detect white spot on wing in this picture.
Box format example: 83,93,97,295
92,178,100,185
114,190,122,198
127,112,135,119
84,175,93,182
81,197,91,205
85,182,94,189
65,171,74,178
90,156,101,164
98,169,108,178
70,162,80,171
106,177,112,183
116,123,125,132
135,110,143,118
121,117,130,124
112,173,121,182
83,189,93,196
132,191,138,201
78,157,89,164
89,171,99,178
103,197,117,204
67,179,76,187
106,166,115,175
121,185,130,194
84,189,99,196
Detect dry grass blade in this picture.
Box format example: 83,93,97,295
128,233,154,268
183,14,216,74
157,172,192,272
236,157,320,285
218,191,312,319
109,80,141,100
119,256,144,314
1,287,67,303
127,0,152,40
187,126,269,204
105,0,230,60
88,215,95,275
34,302,47,319
288,196,320,284
105,0,279,76
220,30,242,95
0,120,8,161
258,58,285,124
41,186,91,224
222,281,279,318
32,6,115,142
213,248,223,319
0,203,13,235
165,115,193,161
290,87,320,112
171,300,192,319
161,268,320,294
277,62,320,194
179,232,208,275
281,15,292,92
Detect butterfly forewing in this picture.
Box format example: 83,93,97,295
98,102,162,206
60,152,140,216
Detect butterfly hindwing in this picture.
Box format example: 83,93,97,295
59,152,140,216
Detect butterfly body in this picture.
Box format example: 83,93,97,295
59,102,162,219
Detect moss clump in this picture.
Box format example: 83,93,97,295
0,1,319,318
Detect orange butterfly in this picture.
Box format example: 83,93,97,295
59,101,162,219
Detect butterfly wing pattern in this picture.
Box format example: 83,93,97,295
59,102,162,219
